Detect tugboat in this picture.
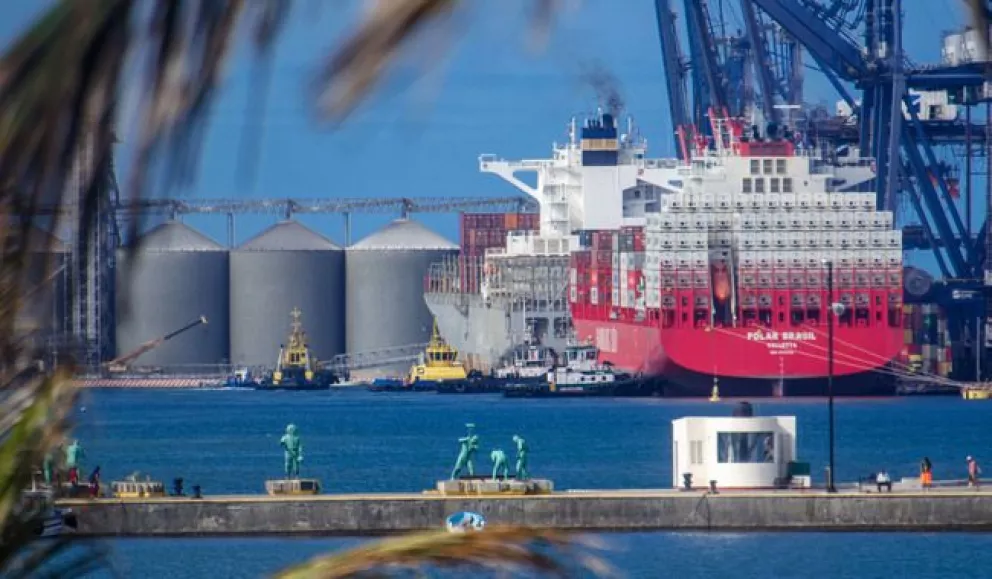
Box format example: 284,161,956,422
437,338,553,394
503,341,635,398
369,319,469,392
253,308,340,391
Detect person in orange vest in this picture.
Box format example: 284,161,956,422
920,457,933,491
967,456,981,489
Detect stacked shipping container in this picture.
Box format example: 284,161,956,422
459,212,539,293
570,228,645,321
901,303,953,377
459,212,540,257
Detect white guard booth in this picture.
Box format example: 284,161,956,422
672,416,797,490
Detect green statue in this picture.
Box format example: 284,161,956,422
450,423,480,479
280,424,304,479
42,452,54,486
65,439,84,470
513,435,529,480
491,449,509,480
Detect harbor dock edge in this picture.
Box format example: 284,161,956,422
58,489,992,536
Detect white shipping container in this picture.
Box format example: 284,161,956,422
570,268,577,285
676,254,691,269
859,193,876,210
693,251,708,268
805,213,821,229
717,194,732,211
821,213,836,229
787,213,804,229
796,194,813,210
781,193,796,210
766,193,781,210
757,232,772,249
829,193,845,210
691,214,707,230
612,288,620,304
570,286,577,303
755,213,772,229
661,256,676,270
837,213,853,229
886,249,901,266
854,211,870,229
590,287,599,305
773,214,789,230
740,251,755,268
813,193,829,210
702,193,715,210
887,230,902,248
843,194,859,211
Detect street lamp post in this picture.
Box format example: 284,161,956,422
824,259,837,493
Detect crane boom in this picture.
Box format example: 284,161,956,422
105,316,208,372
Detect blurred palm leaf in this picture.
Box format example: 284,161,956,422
0,0,559,575
275,526,612,579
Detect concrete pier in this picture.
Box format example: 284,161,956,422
57,488,992,536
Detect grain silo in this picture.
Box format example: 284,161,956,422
230,220,345,367
346,218,458,372
115,221,229,368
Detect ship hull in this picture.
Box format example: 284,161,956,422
425,293,571,371
573,319,903,398
436,375,546,395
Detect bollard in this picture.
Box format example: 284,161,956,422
709,480,718,494
825,467,833,492
172,478,185,497
191,485,202,499
682,473,693,491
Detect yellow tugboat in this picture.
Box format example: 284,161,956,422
961,383,992,400
252,308,339,391
370,319,468,392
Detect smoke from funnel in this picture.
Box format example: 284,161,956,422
579,62,625,118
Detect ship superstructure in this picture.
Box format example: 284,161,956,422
570,117,904,396
426,110,687,370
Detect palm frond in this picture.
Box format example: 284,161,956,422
0,0,560,575
274,526,614,579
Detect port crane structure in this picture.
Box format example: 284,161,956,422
653,0,992,378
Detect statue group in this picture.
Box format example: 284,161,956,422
450,424,529,481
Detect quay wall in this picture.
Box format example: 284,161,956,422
59,491,992,536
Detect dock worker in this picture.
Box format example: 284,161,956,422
876,470,892,493
920,457,933,491
967,456,981,489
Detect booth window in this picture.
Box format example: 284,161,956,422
690,440,704,464
717,432,775,463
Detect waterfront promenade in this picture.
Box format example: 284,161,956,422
58,484,992,536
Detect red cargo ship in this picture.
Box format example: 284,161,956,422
569,120,904,397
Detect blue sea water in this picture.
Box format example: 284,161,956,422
70,389,992,578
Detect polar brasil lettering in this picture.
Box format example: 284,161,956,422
745,330,817,342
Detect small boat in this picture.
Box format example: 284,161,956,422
446,511,486,533
253,308,341,391
503,342,635,398
369,319,470,392
437,340,553,394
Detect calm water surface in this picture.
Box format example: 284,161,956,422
70,389,992,578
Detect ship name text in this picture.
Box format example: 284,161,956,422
745,330,817,342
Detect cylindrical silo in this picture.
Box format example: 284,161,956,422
115,221,229,368
346,218,458,373
230,220,345,367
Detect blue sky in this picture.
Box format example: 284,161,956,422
0,0,974,251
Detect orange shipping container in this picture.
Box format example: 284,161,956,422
505,213,519,230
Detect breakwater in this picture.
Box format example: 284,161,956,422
58,489,992,536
